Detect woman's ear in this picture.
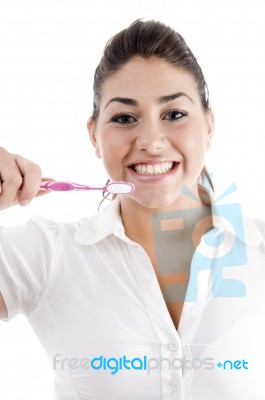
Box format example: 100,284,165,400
205,109,215,151
87,118,101,158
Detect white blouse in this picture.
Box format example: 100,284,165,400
0,197,265,400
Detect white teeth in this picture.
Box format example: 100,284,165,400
133,161,174,175
154,165,160,174
147,165,153,174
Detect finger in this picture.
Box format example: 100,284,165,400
35,189,52,198
0,177,20,209
36,177,56,198
0,153,24,207
41,176,56,183
14,154,42,205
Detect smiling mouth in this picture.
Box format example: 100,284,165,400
129,161,178,176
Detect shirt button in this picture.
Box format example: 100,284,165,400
169,342,179,351
171,381,180,392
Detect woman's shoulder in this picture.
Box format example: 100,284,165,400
0,215,62,252
23,203,117,242
1,200,118,243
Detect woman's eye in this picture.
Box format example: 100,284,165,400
163,110,187,120
111,114,136,124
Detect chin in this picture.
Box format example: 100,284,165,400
129,192,180,211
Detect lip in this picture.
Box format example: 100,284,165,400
128,159,178,166
127,161,180,183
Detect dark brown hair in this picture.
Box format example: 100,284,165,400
92,19,211,120
91,19,214,205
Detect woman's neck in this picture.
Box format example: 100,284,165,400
119,185,214,330
120,187,213,257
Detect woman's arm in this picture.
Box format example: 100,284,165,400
0,146,54,320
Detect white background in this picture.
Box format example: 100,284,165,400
0,0,265,398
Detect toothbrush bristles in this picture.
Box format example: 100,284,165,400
107,183,134,194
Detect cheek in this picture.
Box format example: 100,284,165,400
99,127,130,151
101,139,129,163
172,122,207,158
98,130,131,173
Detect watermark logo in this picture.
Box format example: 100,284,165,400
52,353,248,374
151,182,248,301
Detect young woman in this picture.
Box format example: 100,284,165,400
0,19,265,400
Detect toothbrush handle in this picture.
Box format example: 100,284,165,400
40,181,91,191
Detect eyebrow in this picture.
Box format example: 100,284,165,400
104,92,194,110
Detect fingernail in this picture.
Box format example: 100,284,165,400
20,199,30,206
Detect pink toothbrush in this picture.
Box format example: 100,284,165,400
40,180,135,194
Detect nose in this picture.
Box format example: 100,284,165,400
135,121,167,153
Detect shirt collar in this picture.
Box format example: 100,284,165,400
74,198,129,245
74,194,264,247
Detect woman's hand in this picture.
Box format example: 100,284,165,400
0,147,52,211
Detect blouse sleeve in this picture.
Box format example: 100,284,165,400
0,215,60,322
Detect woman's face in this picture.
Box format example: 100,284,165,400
88,56,214,210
